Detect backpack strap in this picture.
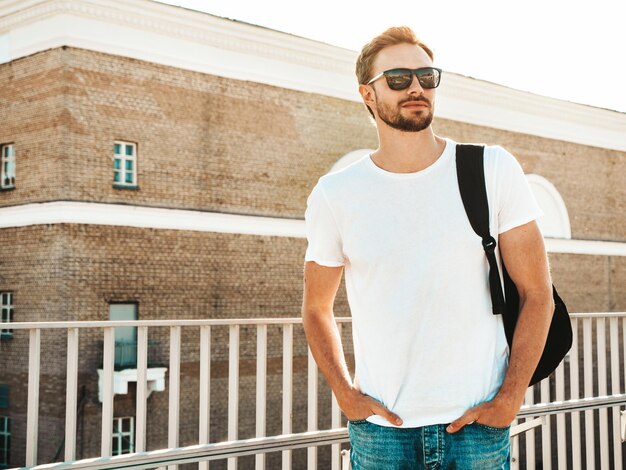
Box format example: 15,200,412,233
455,144,506,316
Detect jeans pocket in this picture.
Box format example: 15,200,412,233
473,422,511,432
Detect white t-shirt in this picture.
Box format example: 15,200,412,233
304,137,544,428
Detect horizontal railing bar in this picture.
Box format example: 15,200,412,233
570,312,626,318
22,395,626,470
510,417,545,438
517,394,626,417
6,313,626,329
24,429,350,470
5,318,353,329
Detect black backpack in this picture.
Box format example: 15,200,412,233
455,144,573,386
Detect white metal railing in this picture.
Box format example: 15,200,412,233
4,317,352,470
4,312,626,470
511,313,626,469
27,428,350,470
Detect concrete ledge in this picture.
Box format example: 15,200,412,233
1,201,624,256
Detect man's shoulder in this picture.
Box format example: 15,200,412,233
453,141,522,186
483,144,522,176
454,140,509,156
455,141,517,169
314,154,370,194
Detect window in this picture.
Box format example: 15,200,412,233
113,142,137,188
0,416,9,469
0,144,15,189
0,294,12,339
329,149,373,174
112,416,134,456
0,385,7,409
527,174,571,239
110,303,137,369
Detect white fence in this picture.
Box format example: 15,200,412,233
512,313,626,469
4,312,626,469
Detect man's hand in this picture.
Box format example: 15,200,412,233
445,395,521,433
339,386,404,427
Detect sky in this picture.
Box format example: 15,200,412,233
155,0,626,114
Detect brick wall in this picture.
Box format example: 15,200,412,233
0,47,624,241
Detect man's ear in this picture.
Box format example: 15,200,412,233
358,84,376,111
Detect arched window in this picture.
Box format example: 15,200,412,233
328,149,373,174
527,174,571,239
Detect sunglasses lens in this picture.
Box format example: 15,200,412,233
417,68,440,89
385,70,414,90
383,68,441,90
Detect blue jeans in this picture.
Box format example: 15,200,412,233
348,419,510,469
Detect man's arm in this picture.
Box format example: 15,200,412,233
447,220,554,432
302,260,403,425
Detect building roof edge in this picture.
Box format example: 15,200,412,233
1,0,625,151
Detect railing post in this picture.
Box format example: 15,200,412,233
101,327,115,457
26,328,41,466
255,324,267,470
555,362,566,469
228,324,240,470
510,414,519,470
583,318,595,470
282,323,293,470
540,378,552,470
523,387,535,469
136,326,148,453
168,326,182,470
200,325,211,470
65,328,79,461
307,346,318,470
610,317,622,467
331,322,343,470
596,318,609,468
341,449,351,470
570,318,581,470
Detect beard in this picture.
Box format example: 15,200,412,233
375,95,434,132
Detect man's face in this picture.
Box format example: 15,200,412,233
367,43,436,132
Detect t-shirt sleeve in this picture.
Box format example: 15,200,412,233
495,147,545,234
304,182,346,267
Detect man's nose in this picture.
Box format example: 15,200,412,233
406,74,425,94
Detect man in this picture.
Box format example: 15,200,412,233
301,26,554,469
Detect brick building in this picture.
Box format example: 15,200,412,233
0,0,625,468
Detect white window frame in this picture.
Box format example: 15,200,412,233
0,293,12,339
112,416,134,456
0,416,9,468
527,173,572,239
0,144,15,189
113,141,137,187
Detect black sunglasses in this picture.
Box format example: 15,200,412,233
366,67,442,90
